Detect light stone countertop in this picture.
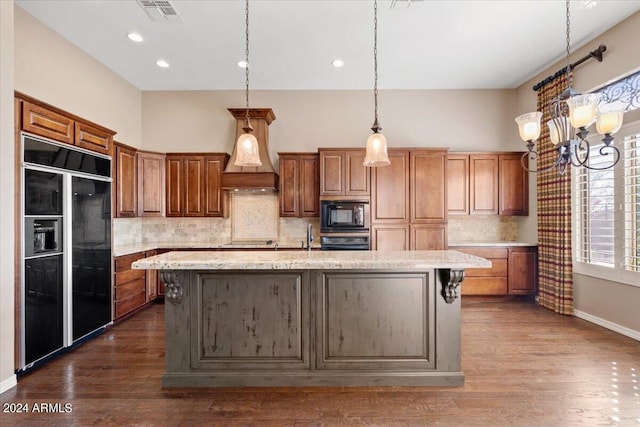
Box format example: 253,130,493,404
113,241,321,257
132,250,491,271
448,241,537,247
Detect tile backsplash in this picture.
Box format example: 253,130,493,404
447,216,517,243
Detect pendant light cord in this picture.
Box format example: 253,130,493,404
373,0,379,126
244,0,251,124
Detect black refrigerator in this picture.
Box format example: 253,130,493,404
21,134,112,370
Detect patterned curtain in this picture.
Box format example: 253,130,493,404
536,74,574,315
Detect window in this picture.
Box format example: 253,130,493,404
573,122,640,286
573,70,640,285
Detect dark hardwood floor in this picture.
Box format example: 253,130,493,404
1,297,639,426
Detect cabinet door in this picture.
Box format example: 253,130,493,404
165,156,183,217
411,150,447,223
319,150,344,196
300,154,319,216
279,154,300,217
74,122,112,155
137,152,165,217
371,150,409,223
469,154,498,215
410,224,447,250
145,250,157,302
183,156,205,217
115,143,137,218
508,247,538,294
204,155,227,217
447,154,469,215
345,150,370,196
22,101,74,144
499,153,529,216
371,224,410,251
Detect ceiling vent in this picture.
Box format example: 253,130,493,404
137,0,183,22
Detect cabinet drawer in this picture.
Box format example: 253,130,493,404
451,247,508,259
75,122,112,155
115,252,146,272
115,268,146,286
115,277,146,300
465,259,507,277
461,277,508,295
115,291,147,319
22,101,74,144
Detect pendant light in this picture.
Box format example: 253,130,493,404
363,0,390,167
234,0,261,167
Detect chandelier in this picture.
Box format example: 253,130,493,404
514,0,624,175
234,0,261,167
363,0,390,167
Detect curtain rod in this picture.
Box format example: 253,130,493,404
532,44,607,91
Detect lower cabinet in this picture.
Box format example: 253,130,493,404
113,251,158,321
371,224,447,251
450,245,537,296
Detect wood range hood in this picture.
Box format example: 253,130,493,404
222,108,279,192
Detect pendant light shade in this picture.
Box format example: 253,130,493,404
235,131,261,167
363,0,390,168
234,0,262,167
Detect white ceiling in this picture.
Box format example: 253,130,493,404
15,0,640,91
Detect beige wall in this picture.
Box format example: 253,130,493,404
515,11,640,335
142,88,518,156
0,0,16,393
13,7,143,147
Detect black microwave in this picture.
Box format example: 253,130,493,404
321,201,369,232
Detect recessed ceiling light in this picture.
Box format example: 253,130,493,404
332,59,344,68
237,61,248,68
127,32,144,42
156,59,170,68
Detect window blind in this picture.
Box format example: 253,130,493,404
623,132,640,272
574,143,615,267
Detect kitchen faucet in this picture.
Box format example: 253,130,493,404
307,223,313,251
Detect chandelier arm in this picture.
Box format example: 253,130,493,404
569,138,591,167
579,145,621,170
520,149,564,174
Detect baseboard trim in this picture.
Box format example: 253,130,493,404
0,374,17,394
574,309,640,341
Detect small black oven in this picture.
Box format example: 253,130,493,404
320,200,369,233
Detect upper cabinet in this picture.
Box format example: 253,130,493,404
114,142,137,218
17,94,115,156
319,149,370,198
279,153,319,217
166,153,229,218
447,152,528,216
137,151,166,217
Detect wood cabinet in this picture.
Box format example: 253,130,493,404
17,94,115,155
114,252,147,321
371,149,448,251
145,250,158,302
508,246,538,294
319,149,370,198
166,153,229,217
499,153,529,216
137,151,165,217
114,142,137,218
470,154,499,215
447,152,528,216
449,245,537,296
279,153,319,217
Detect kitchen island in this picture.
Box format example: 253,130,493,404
133,250,490,387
